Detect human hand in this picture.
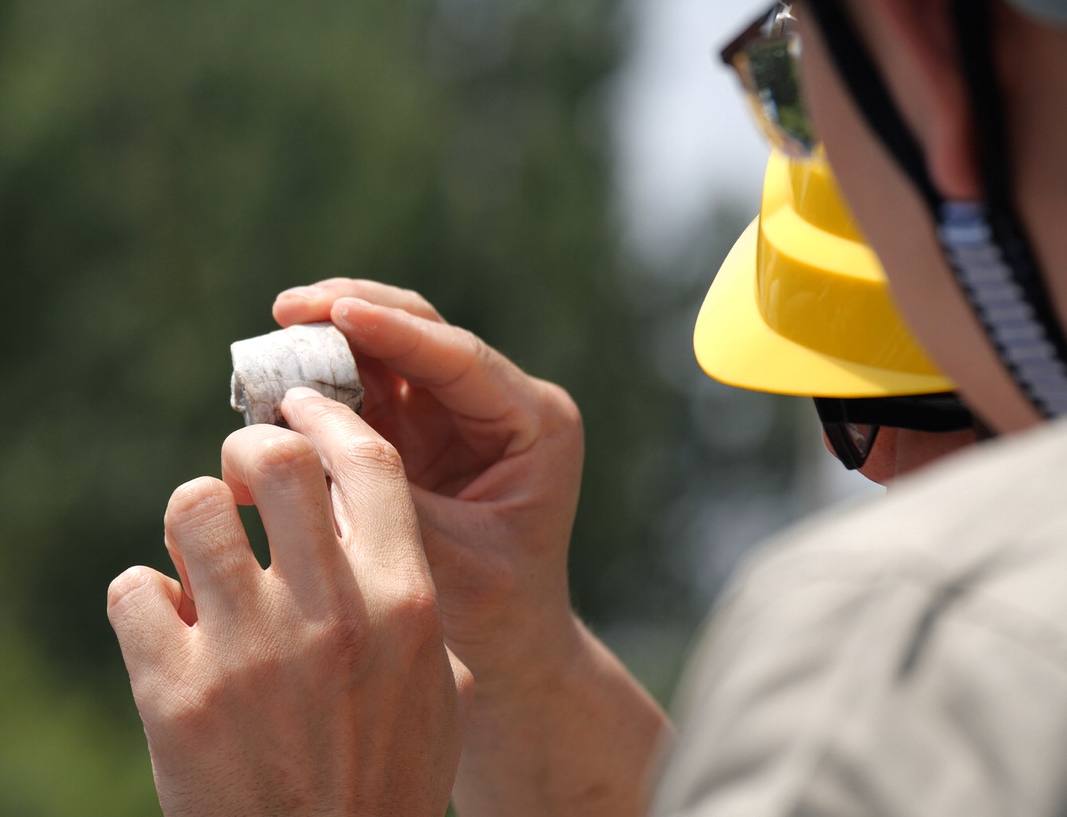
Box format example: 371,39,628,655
107,391,468,817
274,280,586,694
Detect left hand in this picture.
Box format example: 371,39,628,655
272,280,587,694
107,390,469,817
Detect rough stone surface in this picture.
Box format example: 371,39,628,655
230,322,363,426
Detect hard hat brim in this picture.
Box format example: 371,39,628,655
694,219,955,398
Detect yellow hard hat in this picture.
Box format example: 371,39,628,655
694,150,955,398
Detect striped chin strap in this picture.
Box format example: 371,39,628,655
940,203,1067,415
808,0,1067,418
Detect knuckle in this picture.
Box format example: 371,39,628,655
339,437,405,479
250,433,320,482
164,478,232,532
403,288,441,318
106,566,155,616
221,425,252,453
192,538,247,579
384,586,444,649
442,328,492,387
537,381,584,439
316,276,353,289
464,329,490,364
164,481,248,574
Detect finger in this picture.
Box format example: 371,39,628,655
107,566,187,672
331,298,539,453
280,389,429,578
221,425,340,592
273,279,445,328
163,477,260,622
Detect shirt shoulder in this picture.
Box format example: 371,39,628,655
651,420,1067,817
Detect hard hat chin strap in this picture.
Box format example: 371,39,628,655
808,0,1067,417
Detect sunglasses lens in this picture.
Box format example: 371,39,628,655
822,421,879,470
730,8,816,157
844,423,878,459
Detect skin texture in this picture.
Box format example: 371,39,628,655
795,0,1067,433
108,390,470,817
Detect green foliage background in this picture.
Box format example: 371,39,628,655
0,1,805,813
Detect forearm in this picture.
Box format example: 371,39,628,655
452,618,672,817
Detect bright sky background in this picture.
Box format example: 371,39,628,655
612,0,770,264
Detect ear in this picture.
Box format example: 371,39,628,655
863,0,980,199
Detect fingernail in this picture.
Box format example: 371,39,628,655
285,387,321,402
279,286,320,301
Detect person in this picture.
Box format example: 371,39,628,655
650,2,1067,815
104,1,1067,816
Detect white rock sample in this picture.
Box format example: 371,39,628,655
230,322,363,426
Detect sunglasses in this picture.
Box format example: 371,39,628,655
720,3,817,159
813,393,976,470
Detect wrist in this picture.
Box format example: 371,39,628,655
455,616,671,817
465,615,664,732
467,609,588,705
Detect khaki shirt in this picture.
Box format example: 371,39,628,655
651,419,1067,817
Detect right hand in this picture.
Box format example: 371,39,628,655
108,393,468,817
273,280,586,694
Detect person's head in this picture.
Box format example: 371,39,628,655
722,1,1067,436
696,148,979,485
